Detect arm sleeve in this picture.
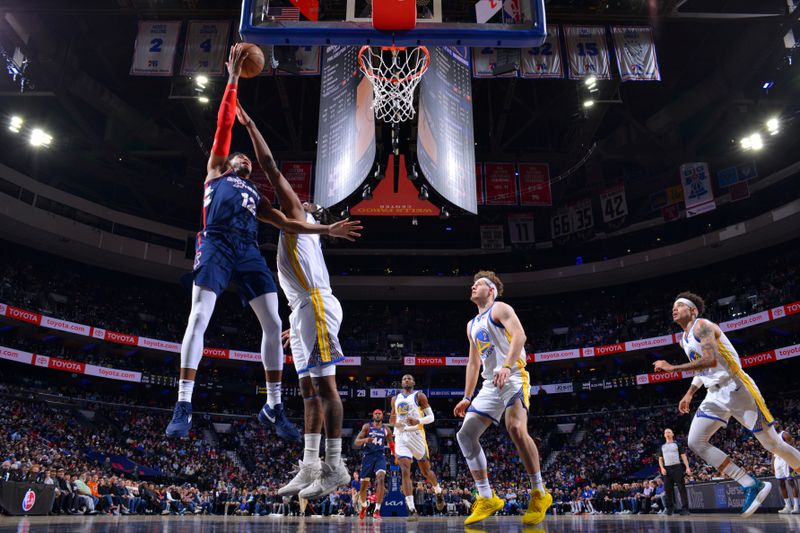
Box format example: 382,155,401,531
419,406,434,425
210,83,238,158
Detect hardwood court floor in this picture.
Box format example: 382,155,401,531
2,513,799,532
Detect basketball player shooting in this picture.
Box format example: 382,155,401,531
654,291,800,517
165,44,361,440
235,101,361,499
453,271,552,526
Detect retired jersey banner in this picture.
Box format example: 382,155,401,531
521,26,564,79
485,163,518,205
599,184,628,222
564,26,611,80
611,26,661,82
680,162,716,217
280,161,312,202
518,163,552,206
130,21,181,76
472,47,518,78
476,163,485,205
180,21,231,76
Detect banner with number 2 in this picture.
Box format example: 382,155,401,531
131,21,182,76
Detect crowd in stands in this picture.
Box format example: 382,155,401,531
2,379,799,517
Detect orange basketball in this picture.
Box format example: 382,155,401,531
240,43,265,78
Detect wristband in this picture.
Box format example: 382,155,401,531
463,396,472,403
502,363,512,369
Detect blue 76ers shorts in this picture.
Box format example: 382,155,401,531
193,231,276,301
359,453,388,480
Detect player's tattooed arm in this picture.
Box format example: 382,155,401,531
653,320,718,373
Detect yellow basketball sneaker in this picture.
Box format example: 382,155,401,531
464,492,505,525
522,488,553,525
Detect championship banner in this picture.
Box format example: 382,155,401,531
130,21,182,76
472,47,518,78
476,163,485,205
680,162,716,217
273,46,321,76
610,26,661,82
180,20,231,76
280,161,312,202
518,163,552,206
599,184,628,222
521,26,564,79
484,163,518,205
564,25,611,80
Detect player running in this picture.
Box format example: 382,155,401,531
654,291,800,517
354,409,394,520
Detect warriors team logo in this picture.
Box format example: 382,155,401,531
475,329,494,360
688,349,701,362
22,489,36,512
395,401,411,416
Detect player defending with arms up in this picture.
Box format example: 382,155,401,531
165,44,360,439
654,291,800,517
390,374,445,520
453,271,552,526
354,409,394,520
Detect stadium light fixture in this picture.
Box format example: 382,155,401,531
198,96,209,104
418,185,429,201
29,128,52,147
8,115,23,133
195,75,209,87
741,133,763,151
439,205,450,220
585,75,597,87
583,99,595,108
362,185,372,200
766,117,780,135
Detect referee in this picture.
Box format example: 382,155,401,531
659,428,691,516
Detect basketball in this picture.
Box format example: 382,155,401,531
240,43,264,78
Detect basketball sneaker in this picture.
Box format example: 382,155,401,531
277,460,320,496
435,490,445,512
258,402,302,443
372,509,382,520
779,504,793,514
522,488,553,525
464,492,504,525
358,504,368,520
165,401,192,438
741,477,772,517
298,461,351,499
407,509,419,521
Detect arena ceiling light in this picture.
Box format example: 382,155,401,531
583,99,595,108
766,117,780,135
29,128,52,147
8,115,23,133
198,96,209,104
195,75,209,88
740,133,763,151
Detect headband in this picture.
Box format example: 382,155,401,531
675,298,697,311
477,277,498,297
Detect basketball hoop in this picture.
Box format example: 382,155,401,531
358,45,430,124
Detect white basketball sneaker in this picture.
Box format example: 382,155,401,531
779,504,793,514
298,461,351,499
278,460,321,496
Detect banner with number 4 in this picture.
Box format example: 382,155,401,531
181,21,231,76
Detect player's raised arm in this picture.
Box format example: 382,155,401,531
206,45,248,180
257,205,362,240
454,322,481,418
236,102,305,220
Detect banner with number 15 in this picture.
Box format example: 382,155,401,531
181,20,231,76
130,21,182,76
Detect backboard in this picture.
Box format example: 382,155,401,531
239,0,546,48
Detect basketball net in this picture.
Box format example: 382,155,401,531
358,46,430,124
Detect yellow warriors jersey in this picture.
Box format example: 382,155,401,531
277,212,332,308
469,303,527,381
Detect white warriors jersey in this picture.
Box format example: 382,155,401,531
679,318,747,388
394,390,423,434
277,212,331,308
469,303,527,381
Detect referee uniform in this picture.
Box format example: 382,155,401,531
659,440,689,514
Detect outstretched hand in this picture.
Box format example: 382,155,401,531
453,399,470,418
225,43,249,80
235,101,252,127
327,219,363,241
653,360,674,372
281,328,291,349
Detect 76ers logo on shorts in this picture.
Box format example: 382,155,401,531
475,329,494,361
22,489,36,512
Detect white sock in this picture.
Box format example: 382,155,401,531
794,497,800,507
361,500,368,508
266,382,282,408
433,484,442,494
303,433,321,465
720,462,754,487
785,498,792,508
375,503,381,511
177,380,194,403
405,495,416,511
324,438,341,467
475,478,492,498
529,471,544,491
